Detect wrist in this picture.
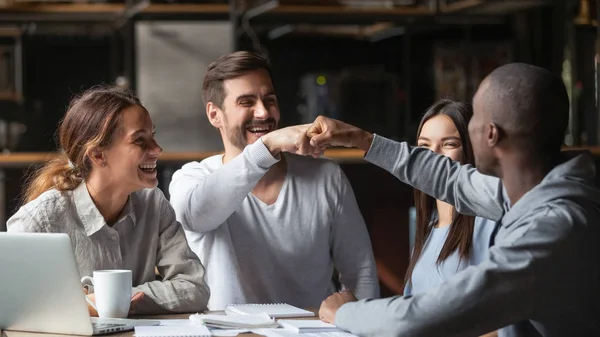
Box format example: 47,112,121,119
260,134,281,156
353,129,374,151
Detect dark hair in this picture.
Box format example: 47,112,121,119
483,63,569,155
202,51,273,108
22,85,141,204
404,99,476,288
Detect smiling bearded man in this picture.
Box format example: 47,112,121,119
168,51,380,310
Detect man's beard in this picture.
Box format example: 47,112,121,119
225,117,277,151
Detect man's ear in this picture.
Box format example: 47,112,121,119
86,147,107,168
206,102,222,128
487,122,500,148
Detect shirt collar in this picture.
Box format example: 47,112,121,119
73,182,137,236
118,195,137,226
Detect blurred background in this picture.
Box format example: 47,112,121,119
0,0,597,296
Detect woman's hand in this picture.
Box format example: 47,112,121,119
83,288,145,317
129,292,145,315
83,289,99,317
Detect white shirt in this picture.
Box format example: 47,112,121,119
7,182,210,314
169,139,379,310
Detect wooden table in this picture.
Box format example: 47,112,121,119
2,311,320,337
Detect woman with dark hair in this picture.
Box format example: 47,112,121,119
405,99,498,297
7,85,210,316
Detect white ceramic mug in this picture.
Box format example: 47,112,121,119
81,270,132,318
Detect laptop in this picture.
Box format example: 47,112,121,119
0,232,137,335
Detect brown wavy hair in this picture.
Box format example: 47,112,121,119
22,85,140,204
404,99,476,288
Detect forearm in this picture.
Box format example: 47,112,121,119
140,205,210,314
364,135,505,221
335,259,534,337
170,139,279,232
132,278,209,314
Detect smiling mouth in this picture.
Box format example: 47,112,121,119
139,162,157,173
246,123,275,134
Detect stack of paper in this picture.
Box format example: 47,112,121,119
189,313,278,329
225,303,315,318
278,319,342,333
255,330,359,337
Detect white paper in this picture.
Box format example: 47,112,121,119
252,329,358,337
278,319,341,333
226,304,314,318
189,313,277,329
134,325,211,337
210,329,250,336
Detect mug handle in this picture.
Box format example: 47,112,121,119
80,276,97,311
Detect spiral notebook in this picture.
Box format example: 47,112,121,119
134,325,211,337
225,303,315,318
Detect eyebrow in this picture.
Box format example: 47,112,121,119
130,126,155,137
235,91,277,102
417,136,461,142
236,94,256,102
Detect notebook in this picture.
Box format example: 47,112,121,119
189,313,278,329
278,319,342,333
134,325,211,337
225,303,315,318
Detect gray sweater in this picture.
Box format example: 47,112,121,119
335,135,600,337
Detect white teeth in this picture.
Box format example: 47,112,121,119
139,163,157,170
248,127,269,132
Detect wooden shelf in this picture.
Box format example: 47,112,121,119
250,4,436,25
267,5,432,16
0,3,229,13
0,3,230,22
244,3,512,25
0,1,539,24
441,0,485,13
0,148,367,168
142,3,229,14
439,0,549,14
0,3,124,13
2,146,600,168
0,92,20,102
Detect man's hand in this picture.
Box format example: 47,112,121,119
306,116,374,151
319,291,358,323
261,124,322,157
